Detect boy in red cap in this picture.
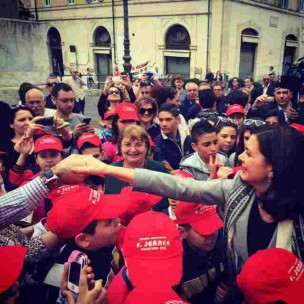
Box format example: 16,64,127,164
77,133,103,161
226,104,245,130
9,135,64,224
106,211,184,304
237,248,304,304
42,186,128,302
99,110,115,143
175,202,227,303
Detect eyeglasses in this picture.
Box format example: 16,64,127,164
57,98,76,103
108,89,120,95
263,78,270,81
139,108,154,115
243,119,266,127
46,82,56,87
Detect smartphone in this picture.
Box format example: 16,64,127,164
112,76,122,82
144,72,154,80
67,252,88,294
37,117,54,126
82,117,91,125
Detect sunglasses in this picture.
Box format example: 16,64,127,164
108,89,120,95
46,82,56,87
215,116,237,127
139,108,154,115
243,119,266,127
263,78,270,81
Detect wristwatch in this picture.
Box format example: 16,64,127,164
41,169,62,190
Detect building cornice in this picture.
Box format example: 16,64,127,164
230,0,304,17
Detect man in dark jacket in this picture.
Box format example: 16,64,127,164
154,103,193,170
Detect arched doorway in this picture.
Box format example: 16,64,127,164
164,25,191,78
47,27,64,76
239,28,259,80
93,26,112,82
283,34,298,73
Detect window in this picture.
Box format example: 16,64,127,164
94,27,111,47
166,25,191,50
300,0,304,11
44,0,51,6
66,0,75,5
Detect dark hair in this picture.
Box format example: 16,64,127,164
198,89,216,109
52,83,73,98
264,108,286,125
82,220,98,235
213,82,222,89
215,121,237,134
9,106,33,125
191,120,216,143
224,90,248,108
245,76,254,83
18,82,34,105
79,142,102,154
158,88,176,106
85,175,105,191
228,77,240,89
257,125,304,221
234,123,268,166
158,103,179,118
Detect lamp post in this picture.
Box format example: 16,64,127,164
122,0,132,73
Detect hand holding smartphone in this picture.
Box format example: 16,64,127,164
67,251,88,294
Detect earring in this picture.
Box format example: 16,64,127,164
267,172,273,188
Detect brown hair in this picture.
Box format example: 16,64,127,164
117,125,151,156
135,96,158,119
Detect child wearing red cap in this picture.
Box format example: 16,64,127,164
106,211,184,304
9,135,64,224
175,202,227,303
77,133,103,161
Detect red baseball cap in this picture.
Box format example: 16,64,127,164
123,211,183,288
172,170,194,178
226,104,245,116
77,133,101,150
102,141,117,160
125,286,188,304
115,102,139,121
46,186,128,239
0,246,26,293
0,151,7,156
175,203,223,235
237,248,304,304
34,135,63,153
118,187,163,226
290,123,304,135
104,110,115,120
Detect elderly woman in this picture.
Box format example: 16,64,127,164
135,96,160,140
104,124,168,211
74,124,304,302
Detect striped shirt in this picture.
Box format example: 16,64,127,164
0,177,49,229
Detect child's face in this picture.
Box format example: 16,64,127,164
104,118,113,130
192,132,218,164
36,150,62,173
186,228,218,251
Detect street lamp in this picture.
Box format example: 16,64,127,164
122,0,132,73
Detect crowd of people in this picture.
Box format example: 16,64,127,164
0,67,304,304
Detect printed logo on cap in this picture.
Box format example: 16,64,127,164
289,259,304,282
136,236,171,252
123,106,136,113
166,301,185,304
81,134,95,140
88,189,101,205
40,137,57,144
194,205,215,215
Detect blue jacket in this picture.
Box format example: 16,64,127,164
154,129,193,170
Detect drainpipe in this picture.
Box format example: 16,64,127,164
206,0,211,70
112,0,117,65
34,0,38,21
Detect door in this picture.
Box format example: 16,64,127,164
165,56,190,78
95,53,112,82
239,42,256,80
